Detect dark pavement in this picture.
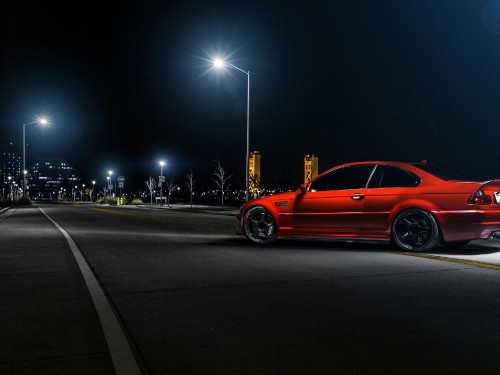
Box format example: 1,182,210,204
0,206,115,374
3,203,500,374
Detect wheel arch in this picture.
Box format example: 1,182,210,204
388,200,444,242
243,202,280,225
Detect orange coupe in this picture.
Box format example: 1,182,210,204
237,161,500,252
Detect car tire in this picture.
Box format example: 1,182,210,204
392,208,440,252
242,206,278,244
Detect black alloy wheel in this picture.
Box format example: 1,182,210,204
242,206,278,244
392,208,440,252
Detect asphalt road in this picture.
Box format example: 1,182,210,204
2,203,500,374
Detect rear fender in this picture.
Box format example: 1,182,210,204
389,199,442,229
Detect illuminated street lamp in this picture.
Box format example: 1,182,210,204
159,161,165,206
213,58,251,201
23,117,49,199
92,180,96,202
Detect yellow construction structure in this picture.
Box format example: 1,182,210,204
248,151,261,198
304,154,318,183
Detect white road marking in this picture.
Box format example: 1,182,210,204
0,206,11,215
38,206,143,375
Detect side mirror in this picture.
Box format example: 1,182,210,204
299,183,309,193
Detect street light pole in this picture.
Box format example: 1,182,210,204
22,118,48,199
159,161,165,206
245,70,250,202
108,170,113,198
8,176,12,200
23,123,25,197
213,59,251,201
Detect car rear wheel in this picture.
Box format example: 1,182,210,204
242,206,278,244
392,209,440,252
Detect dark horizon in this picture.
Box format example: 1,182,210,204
2,1,500,191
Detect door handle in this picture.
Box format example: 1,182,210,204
351,193,364,200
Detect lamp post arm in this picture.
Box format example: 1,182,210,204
225,62,250,76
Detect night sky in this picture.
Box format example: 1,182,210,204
2,1,500,190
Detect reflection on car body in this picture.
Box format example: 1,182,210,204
236,161,500,252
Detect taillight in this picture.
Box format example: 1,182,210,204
468,190,492,205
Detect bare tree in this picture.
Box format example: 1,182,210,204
212,160,232,208
165,177,178,208
145,175,156,206
186,170,196,208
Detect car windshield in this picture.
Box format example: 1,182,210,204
411,163,467,181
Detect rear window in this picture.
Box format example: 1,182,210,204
411,164,467,181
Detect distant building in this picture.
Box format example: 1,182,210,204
29,158,80,200
304,154,318,183
1,152,22,197
249,150,261,198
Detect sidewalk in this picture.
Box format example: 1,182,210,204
0,206,115,374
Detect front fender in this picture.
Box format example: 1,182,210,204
240,198,289,234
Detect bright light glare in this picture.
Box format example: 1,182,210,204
159,160,165,167
213,58,225,68
39,118,48,125
108,170,113,176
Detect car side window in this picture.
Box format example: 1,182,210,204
368,165,420,188
310,165,375,191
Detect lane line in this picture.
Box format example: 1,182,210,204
38,206,143,375
395,251,500,270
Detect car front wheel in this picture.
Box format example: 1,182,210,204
242,206,278,244
392,209,440,252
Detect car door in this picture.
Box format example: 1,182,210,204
362,165,421,231
291,164,376,233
